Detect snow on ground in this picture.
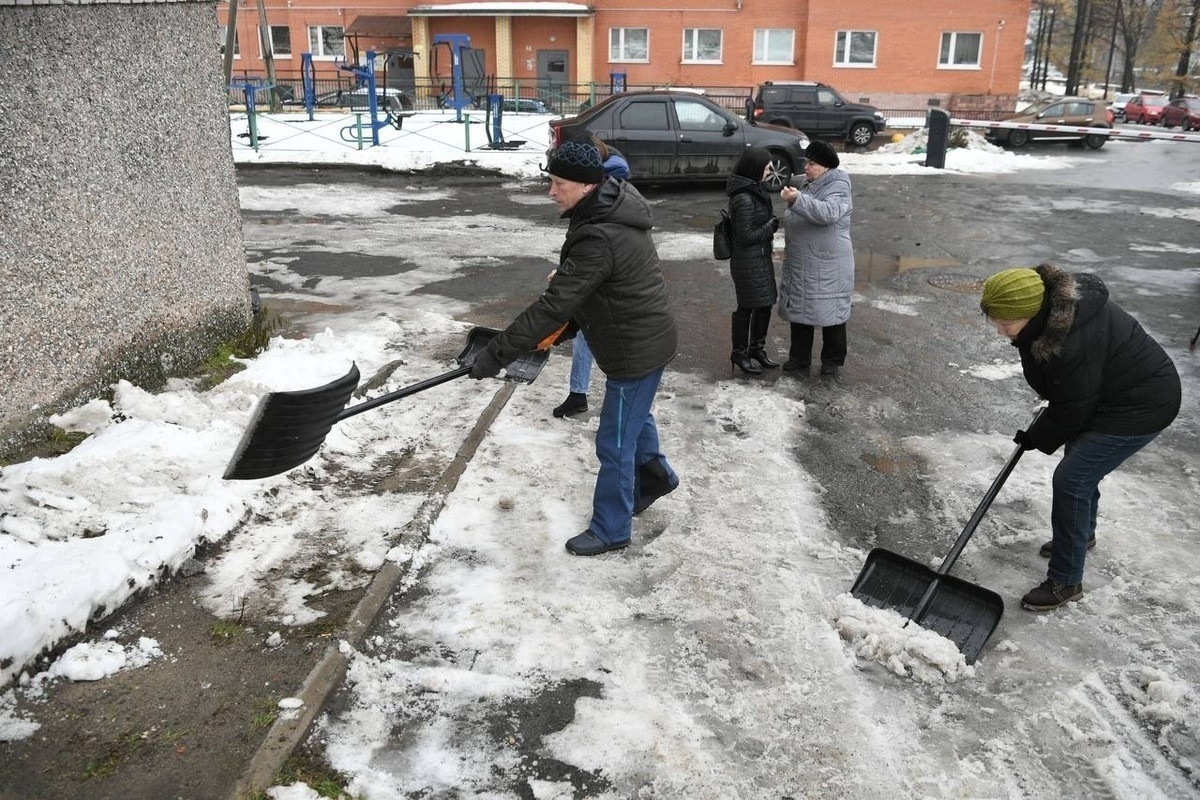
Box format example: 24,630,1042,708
2,108,1198,798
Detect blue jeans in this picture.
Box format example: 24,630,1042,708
1047,429,1161,585
569,335,594,394
588,367,676,544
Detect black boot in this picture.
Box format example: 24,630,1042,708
748,307,780,368
553,392,588,418
634,459,679,515
730,310,761,374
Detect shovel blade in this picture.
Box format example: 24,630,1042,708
850,548,1004,665
223,363,361,480
461,326,551,384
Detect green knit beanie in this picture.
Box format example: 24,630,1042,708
980,268,1045,320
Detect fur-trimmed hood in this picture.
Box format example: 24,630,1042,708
1025,263,1108,362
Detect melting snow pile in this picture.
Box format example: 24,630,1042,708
831,593,975,684
877,127,1003,156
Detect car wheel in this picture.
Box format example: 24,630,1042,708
762,151,794,192
848,123,874,147
1085,131,1107,149
1008,129,1030,148
1160,115,1170,128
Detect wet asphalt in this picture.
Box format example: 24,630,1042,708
239,141,1199,563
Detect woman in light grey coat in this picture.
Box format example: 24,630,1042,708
778,141,854,377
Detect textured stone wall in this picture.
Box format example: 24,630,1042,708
0,1,250,457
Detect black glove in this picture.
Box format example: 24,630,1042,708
469,347,502,380
770,216,780,232
1013,429,1032,449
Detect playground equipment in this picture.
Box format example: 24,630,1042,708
301,53,316,118
431,33,487,121
230,77,273,150
336,50,415,147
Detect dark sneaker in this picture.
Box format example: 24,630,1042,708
553,392,588,418
565,530,629,556
820,364,839,377
1038,536,1097,558
1021,579,1083,611
782,360,810,373
633,460,679,515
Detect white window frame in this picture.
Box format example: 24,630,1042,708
610,27,649,63
220,25,240,58
682,28,723,64
308,25,345,60
938,31,982,69
260,25,292,59
834,30,877,67
753,29,794,65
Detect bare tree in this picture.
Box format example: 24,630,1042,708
1119,0,1167,89
1159,0,1200,96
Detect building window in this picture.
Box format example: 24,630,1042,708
753,29,794,65
682,28,722,63
939,31,981,69
834,30,876,67
220,25,239,58
261,25,292,58
610,28,649,62
309,25,345,59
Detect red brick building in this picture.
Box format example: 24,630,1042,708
221,0,1030,112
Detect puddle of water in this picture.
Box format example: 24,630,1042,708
860,451,922,475
855,251,960,286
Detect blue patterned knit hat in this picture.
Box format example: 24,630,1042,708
546,140,605,184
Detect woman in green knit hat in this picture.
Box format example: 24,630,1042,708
980,264,1180,612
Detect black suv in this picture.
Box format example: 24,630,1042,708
750,81,886,147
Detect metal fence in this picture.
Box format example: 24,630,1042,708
226,72,1002,129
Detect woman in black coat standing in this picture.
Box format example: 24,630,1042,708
980,264,1181,612
725,147,780,374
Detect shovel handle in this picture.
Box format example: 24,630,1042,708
902,408,1046,627
336,365,471,422
934,441,1027,575
934,406,1045,575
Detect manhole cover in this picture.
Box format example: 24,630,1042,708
928,273,985,293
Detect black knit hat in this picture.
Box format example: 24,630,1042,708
733,147,772,181
546,140,605,184
805,140,840,169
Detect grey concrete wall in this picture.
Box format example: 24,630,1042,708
0,0,251,457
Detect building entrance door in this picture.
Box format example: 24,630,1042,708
537,50,569,112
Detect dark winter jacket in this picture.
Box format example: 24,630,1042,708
1015,263,1181,455
725,175,778,308
486,178,677,380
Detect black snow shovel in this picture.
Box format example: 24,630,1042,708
850,408,1044,664
222,326,552,481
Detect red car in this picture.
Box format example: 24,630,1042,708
1160,97,1200,131
1124,94,1169,125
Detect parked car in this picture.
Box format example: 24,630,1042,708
1108,92,1137,122
985,97,1113,149
313,87,415,114
548,90,810,190
1159,97,1200,131
501,97,551,114
749,80,886,147
1124,93,1169,125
